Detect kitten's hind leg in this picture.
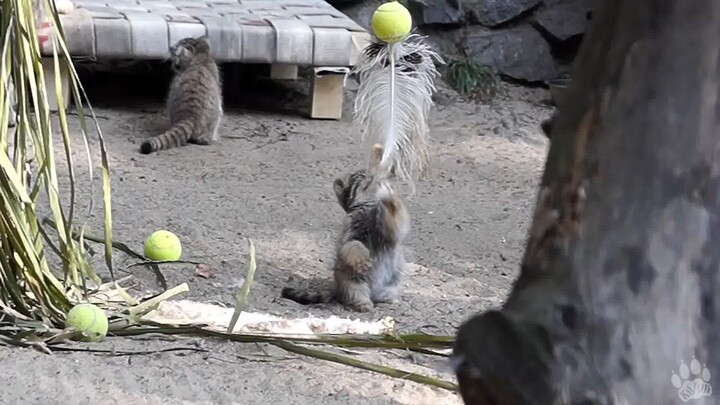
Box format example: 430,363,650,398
372,271,400,304
373,285,399,304
335,279,373,312
334,241,374,311
189,136,212,145
371,253,403,304
190,116,221,146
189,130,213,145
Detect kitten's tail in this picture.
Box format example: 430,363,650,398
281,287,334,305
140,119,196,154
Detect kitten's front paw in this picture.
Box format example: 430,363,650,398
54,0,74,14
375,297,395,304
351,302,373,312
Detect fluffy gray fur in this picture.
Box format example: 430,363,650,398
281,146,410,312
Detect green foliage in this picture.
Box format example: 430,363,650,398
446,56,502,103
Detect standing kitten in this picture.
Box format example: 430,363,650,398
282,145,411,312
140,36,222,154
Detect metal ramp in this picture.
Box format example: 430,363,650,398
40,0,371,119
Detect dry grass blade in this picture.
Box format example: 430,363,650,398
227,238,256,333
127,283,189,318
112,323,454,351
43,218,167,290
274,340,458,391
51,345,209,356
108,322,456,391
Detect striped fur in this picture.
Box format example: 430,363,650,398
282,146,410,312
140,36,222,154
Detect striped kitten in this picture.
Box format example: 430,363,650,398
282,145,410,312
140,36,222,154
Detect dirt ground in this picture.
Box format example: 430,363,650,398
0,64,551,405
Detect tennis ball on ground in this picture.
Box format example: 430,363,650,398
65,303,108,342
144,230,182,261
371,1,412,43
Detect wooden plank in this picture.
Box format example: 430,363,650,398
310,67,347,120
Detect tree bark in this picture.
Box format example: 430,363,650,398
453,1,720,404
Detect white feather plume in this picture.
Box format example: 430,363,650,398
352,33,443,184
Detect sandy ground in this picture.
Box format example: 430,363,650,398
0,64,551,405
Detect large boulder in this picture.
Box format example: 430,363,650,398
533,0,596,41
407,0,463,26
464,0,542,27
461,25,559,82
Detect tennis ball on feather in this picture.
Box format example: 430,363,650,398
65,303,108,342
144,230,182,261
371,1,412,43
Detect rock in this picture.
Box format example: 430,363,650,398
542,0,567,5
337,0,383,31
407,0,463,26
533,0,596,41
464,0,542,27
420,26,465,59
461,25,559,82
325,0,369,8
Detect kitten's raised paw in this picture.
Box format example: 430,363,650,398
339,240,371,273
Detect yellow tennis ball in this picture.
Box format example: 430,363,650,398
371,1,412,43
65,303,109,342
144,230,182,261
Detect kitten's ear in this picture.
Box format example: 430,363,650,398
197,35,211,50
333,178,350,210
333,178,345,199
388,164,398,179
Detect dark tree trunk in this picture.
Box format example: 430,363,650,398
452,1,720,404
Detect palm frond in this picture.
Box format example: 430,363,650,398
0,0,113,328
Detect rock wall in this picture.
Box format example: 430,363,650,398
334,0,597,83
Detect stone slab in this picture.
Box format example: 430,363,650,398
59,9,95,56
122,11,170,58
312,27,351,66
267,18,313,65
93,17,133,58
196,15,243,61
168,21,207,47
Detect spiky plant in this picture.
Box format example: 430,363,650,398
0,0,112,332
446,55,502,103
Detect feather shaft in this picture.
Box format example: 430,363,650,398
352,34,443,185
384,43,397,170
